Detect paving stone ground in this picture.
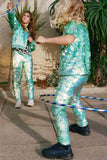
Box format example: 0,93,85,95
0,86,107,160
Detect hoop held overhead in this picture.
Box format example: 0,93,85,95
0,0,20,18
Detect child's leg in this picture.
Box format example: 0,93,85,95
23,55,34,100
71,82,88,127
12,51,23,101
52,75,88,145
52,76,74,145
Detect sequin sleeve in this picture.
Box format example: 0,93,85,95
7,10,20,30
63,21,77,38
29,40,36,52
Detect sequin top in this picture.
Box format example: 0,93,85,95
58,21,91,76
8,10,36,54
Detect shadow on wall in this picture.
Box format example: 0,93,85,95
0,46,11,83
33,10,61,81
32,43,60,81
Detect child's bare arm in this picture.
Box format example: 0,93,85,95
36,35,75,46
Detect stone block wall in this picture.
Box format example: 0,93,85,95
32,44,60,81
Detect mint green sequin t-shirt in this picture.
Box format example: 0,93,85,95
58,21,91,76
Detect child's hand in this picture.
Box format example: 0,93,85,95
7,3,12,11
36,36,46,44
28,37,33,43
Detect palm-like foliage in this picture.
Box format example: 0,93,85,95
83,0,107,86
49,0,59,16
15,4,46,32
83,0,107,45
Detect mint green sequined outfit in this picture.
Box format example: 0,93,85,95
52,21,91,145
8,11,35,101
13,50,34,101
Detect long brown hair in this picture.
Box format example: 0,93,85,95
20,11,36,40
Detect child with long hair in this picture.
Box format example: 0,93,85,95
7,3,36,108
36,0,91,159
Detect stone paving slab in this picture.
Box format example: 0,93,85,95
0,87,107,160
80,93,107,119
2,102,52,125
72,145,107,160
0,143,50,160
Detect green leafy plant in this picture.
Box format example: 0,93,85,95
15,4,46,32
83,0,107,44
83,0,107,86
35,78,50,88
46,70,60,87
49,0,59,16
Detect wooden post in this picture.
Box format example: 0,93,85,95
8,0,15,91
34,0,37,11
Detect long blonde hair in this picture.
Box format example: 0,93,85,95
50,0,85,31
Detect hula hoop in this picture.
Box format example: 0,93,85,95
39,94,107,112
0,0,20,18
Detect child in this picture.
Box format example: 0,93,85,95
36,0,91,159
7,3,36,108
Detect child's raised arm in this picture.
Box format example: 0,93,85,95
7,2,19,30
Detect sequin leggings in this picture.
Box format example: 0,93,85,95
52,75,88,145
12,50,34,101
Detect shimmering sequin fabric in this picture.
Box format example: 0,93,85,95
52,75,88,145
8,10,35,101
13,50,34,101
52,21,91,145
59,21,90,76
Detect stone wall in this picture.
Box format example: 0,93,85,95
33,0,60,81
0,0,60,83
0,0,12,82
